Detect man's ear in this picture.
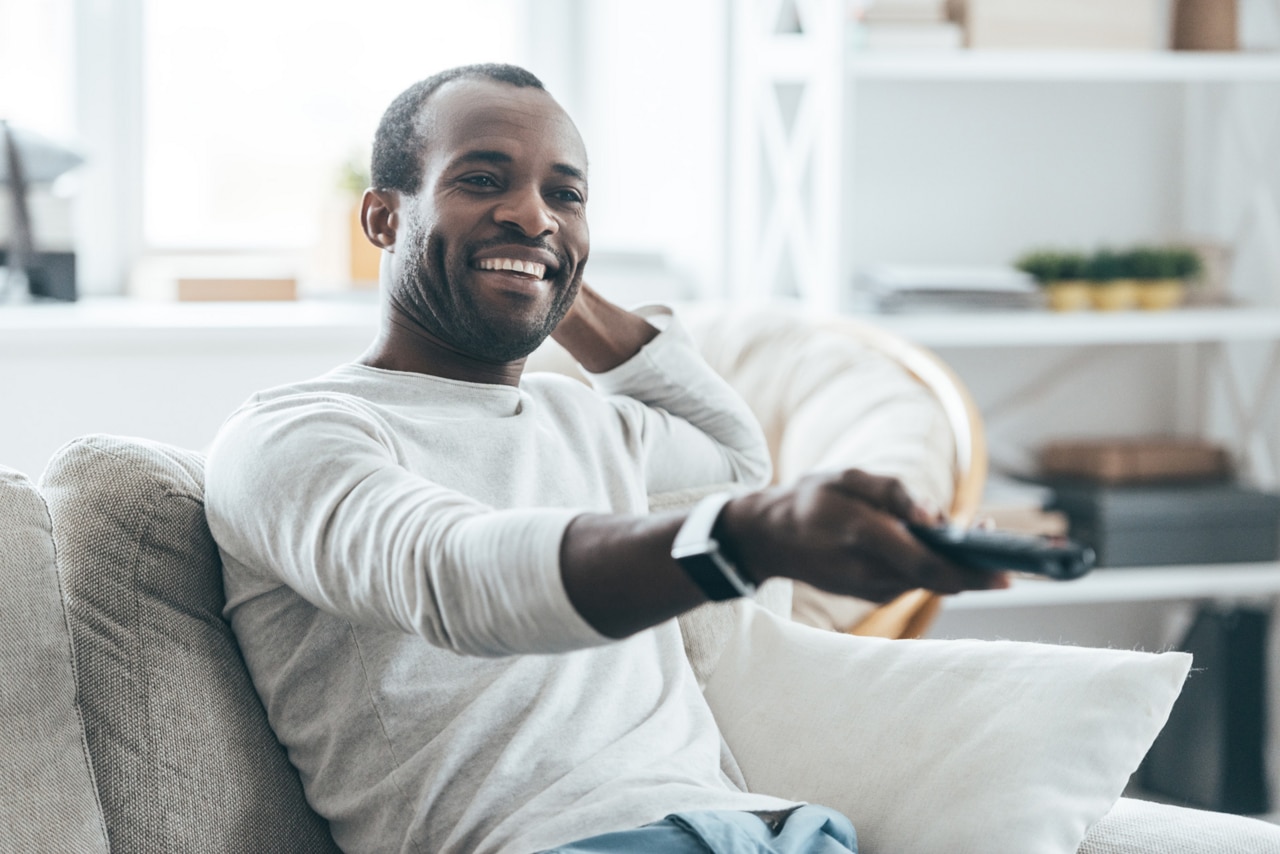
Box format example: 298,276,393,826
361,188,400,251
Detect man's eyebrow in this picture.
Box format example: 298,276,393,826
453,150,513,167
553,163,587,183
451,150,586,183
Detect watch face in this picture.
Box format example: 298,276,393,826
671,491,753,600
675,551,743,602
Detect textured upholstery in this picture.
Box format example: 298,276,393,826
0,466,109,853
1078,797,1280,853
39,435,339,853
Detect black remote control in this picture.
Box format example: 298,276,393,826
908,523,1096,581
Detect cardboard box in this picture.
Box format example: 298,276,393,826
1173,0,1238,51
1039,438,1232,484
176,278,297,302
1047,481,1280,567
963,0,1165,50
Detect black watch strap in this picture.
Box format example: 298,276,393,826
670,491,755,601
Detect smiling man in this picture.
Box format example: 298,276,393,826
204,64,1000,854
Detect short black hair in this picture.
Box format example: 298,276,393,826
370,63,546,194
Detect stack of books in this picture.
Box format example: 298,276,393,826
853,0,963,51
858,265,1045,313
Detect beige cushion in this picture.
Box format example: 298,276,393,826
1079,796,1280,854
40,435,339,853
705,603,1194,854
0,466,109,852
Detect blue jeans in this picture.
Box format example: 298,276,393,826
542,805,857,853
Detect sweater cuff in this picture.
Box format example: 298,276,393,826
586,304,689,396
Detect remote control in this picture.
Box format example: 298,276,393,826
908,523,1095,581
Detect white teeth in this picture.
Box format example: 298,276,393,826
477,257,547,279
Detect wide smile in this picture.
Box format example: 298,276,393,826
473,257,548,280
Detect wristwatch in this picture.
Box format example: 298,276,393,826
670,491,756,601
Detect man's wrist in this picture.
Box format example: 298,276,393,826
671,492,757,600
714,495,769,586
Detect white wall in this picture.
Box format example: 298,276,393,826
574,0,729,298
0,310,374,479
845,81,1185,273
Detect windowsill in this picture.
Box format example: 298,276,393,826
0,294,382,352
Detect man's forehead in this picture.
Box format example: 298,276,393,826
420,78,586,171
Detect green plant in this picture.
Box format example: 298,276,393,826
1014,250,1062,285
1056,252,1088,281
338,155,371,197
1126,247,1164,280
1169,246,1203,280
1086,248,1124,283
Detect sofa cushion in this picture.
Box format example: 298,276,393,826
1078,796,1280,853
0,466,109,852
40,435,339,853
704,603,1194,854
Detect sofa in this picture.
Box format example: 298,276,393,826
5,311,1280,852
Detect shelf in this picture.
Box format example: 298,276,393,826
848,50,1280,83
944,562,1280,610
854,306,1280,348
0,298,380,353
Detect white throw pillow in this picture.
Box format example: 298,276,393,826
703,603,1192,854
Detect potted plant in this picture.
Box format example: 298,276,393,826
1016,250,1091,312
1052,251,1092,311
1088,248,1138,311
1129,246,1176,310
339,157,381,288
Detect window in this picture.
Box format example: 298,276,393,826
0,0,75,137
143,0,528,257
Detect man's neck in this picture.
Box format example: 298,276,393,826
358,307,526,387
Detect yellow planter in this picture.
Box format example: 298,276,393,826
1136,278,1186,310
1090,279,1140,311
1044,280,1093,312
349,201,382,288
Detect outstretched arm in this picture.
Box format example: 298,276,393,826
549,285,1003,638
562,459,1008,640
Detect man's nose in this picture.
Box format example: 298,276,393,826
494,186,558,238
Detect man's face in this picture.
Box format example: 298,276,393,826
390,79,589,364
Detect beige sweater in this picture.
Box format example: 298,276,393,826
204,308,793,854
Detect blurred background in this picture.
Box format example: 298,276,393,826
6,0,1280,821
0,0,731,300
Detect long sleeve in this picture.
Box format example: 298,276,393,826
206,307,771,659
203,313,795,854
206,396,606,656
586,306,772,495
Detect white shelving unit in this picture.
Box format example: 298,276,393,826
730,3,1280,309
860,305,1280,348
729,1,1280,642
847,50,1280,82
947,562,1280,610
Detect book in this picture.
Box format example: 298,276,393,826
859,264,1044,311
862,0,951,24
858,22,964,50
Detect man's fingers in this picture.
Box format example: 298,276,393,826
831,470,924,521
842,514,1002,596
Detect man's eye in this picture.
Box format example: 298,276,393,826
553,189,584,204
462,175,498,188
